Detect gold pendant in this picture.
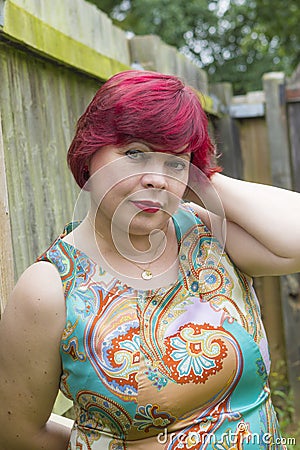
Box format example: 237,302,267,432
141,269,153,280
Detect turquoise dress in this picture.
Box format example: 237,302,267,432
38,204,285,449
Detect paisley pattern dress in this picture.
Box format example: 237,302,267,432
38,204,285,449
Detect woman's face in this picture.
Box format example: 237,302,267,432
88,142,190,235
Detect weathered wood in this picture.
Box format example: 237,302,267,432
0,0,5,26
236,114,287,372
263,71,300,420
0,111,15,315
52,391,73,417
0,41,97,278
253,277,287,373
129,35,209,94
289,62,300,85
286,87,300,103
230,103,264,119
5,0,131,66
2,0,130,83
238,117,271,183
262,72,292,189
287,101,300,193
50,413,74,428
210,82,243,178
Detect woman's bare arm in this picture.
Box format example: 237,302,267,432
0,262,71,450
186,173,300,276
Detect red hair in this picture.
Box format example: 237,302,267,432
67,70,221,188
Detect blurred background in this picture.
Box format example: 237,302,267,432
86,0,300,95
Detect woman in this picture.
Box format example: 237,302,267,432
1,70,300,449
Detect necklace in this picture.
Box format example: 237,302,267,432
86,215,169,280
127,240,166,280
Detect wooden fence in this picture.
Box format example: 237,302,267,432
0,0,299,420
215,71,300,419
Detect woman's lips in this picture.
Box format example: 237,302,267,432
131,201,162,213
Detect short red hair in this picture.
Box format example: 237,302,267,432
67,70,221,188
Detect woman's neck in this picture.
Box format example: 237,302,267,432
86,209,170,255
64,210,178,290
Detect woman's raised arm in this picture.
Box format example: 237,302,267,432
187,173,300,277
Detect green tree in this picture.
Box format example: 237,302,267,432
254,0,300,70
86,0,300,94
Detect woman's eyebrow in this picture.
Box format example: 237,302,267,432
173,152,191,160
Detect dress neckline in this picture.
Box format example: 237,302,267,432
57,215,186,294
55,204,201,293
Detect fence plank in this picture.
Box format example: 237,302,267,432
0,41,98,279
263,72,300,420
288,101,300,193
210,82,243,178
263,73,292,189
0,112,15,315
238,117,271,183
237,115,287,371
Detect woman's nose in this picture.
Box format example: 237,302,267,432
141,170,168,189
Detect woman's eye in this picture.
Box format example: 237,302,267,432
125,149,145,160
167,160,187,171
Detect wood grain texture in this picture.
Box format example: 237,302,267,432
8,0,130,65
263,72,300,420
0,110,15,314
237,116,287,380
288,102,300,193
0,41,99,279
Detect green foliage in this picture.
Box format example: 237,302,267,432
86,0,299,93
269,360,294,427
254,0,300,70
86,0,217,48
269,360,300,448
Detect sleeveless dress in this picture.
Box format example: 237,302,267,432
37,204,285,449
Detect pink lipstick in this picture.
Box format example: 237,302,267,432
131,201,162,213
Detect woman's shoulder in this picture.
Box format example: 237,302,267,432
1,261,66,353
0,261,66,449
12,261,65,311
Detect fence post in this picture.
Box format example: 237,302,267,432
263,73,292,188
209,82,243,178
263,72,300,420
129,35,208,93
0,113,15,316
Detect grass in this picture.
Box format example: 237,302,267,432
270,360,300,448
281,425,300,449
